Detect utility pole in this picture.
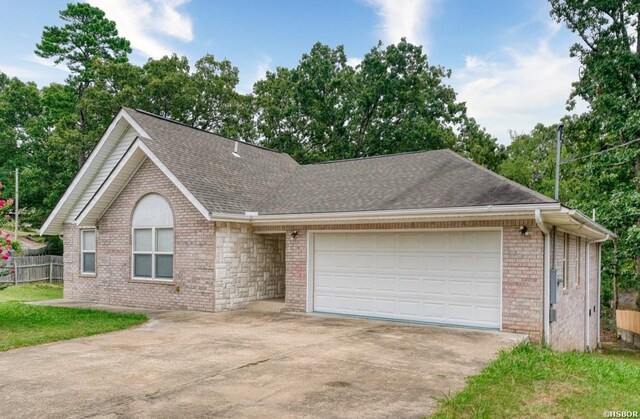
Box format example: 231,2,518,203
14,168,18,241
555,124,564,201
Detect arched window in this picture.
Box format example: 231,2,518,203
132,194,173,280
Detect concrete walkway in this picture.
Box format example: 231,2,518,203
1,303,525,418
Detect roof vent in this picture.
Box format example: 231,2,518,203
232,142,240,158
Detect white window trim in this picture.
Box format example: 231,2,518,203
131,226,173,281
80,228,96,275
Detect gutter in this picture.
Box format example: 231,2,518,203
535,209,551,347
242,203,562,224
585,234,609,351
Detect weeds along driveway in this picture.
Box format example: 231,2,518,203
0,308,524,418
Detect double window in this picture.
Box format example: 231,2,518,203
80,229,96,274
132,194,174,280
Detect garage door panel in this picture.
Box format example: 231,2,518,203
313,231,501,328
423,233,448,248
475,255,501,273
355,254,376,268
449,304,473,321
449,280,473,296
397,301,420,316
398,278,420,293
398,254,422,271
422,255,448,271
476,281,501,297
375,235,397,250
475,306,500,324
314,272,334,288
422,301,447,318
398,234,422,249
421,278,447,295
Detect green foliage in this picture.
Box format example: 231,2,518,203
254,40,504,166
547,0,640,295
35,2,131,86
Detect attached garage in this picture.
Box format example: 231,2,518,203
311,230,502,328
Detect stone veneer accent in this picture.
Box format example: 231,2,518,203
64,159,217,311
254,219,546,343
214,222,285,310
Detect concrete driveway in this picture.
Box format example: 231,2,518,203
0,306,524,418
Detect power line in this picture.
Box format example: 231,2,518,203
562,138,640,164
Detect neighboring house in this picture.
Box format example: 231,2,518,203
41,108,616,351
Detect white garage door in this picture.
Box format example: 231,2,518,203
312,231,502,328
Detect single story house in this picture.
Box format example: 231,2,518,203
41,108,616,351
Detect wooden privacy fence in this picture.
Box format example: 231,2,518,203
616,310,640,335
0,255,63,284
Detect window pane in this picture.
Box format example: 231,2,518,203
82,253,95,273
156,228,173,253
82,230,96,251
134,229,152,252
156,255,173,279
134,254,152,277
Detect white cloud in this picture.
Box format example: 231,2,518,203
238,54,272,94
0,55,69,86
26,55,70,73
347,56,362,68
453,37,584,144
87,0,193,59
364,0,434,48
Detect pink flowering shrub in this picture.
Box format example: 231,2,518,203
0,182,15,275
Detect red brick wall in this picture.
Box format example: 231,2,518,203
255,219,545,342
64,159,216,311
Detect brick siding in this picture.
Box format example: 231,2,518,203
550,232,600,351
64,159,217,311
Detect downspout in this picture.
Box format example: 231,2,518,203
585,235,609,350
535,209,551,346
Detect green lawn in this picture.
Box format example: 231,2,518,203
433,343,640,418
0,283,147,351
0,283,64,302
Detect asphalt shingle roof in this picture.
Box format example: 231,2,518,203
124,108,554,216
124,108,299,214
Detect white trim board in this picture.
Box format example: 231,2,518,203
74,138,211,227
40,109,152,235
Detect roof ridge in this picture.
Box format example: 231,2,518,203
126,108,287,156
441,149,556,203
305,149,448,166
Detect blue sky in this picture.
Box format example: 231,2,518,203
0,0,584,143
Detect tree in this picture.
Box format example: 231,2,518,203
550,0,640,295
254,43,354,162
253,40,501,164
35,2,131,86
35,2,132,167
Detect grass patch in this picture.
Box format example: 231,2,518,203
0,282,63,302
433,343,640,418
0,283,147,351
